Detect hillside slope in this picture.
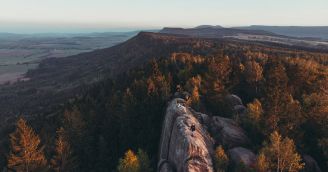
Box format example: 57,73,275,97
160,26,328,50
0,32,196,119
234,25,328,40
0,31,327,171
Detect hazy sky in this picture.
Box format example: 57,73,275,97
0,0,327,33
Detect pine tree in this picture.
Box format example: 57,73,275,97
188,86,200,109
279,94,304,138
260,131,304,172
95,135,110,172
303,92,328,133
186,76,201,110
7,118,47,172
63,107,86,139
264,60,289,133
51,127,75,172
318,138,328,167
243,98,264,144
136,149,152,172
117,149,140,172
246,98,263,123
255,153,269,172
214,145,229,172
244,60,263,92
62,107,86,169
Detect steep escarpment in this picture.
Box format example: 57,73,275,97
160,27,276,38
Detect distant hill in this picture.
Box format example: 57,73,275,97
0,32,218,119
0,31,327,171
160,26,276,38
0,31,327,120
234,25,328,40
160,26,328,50
194,25,223,29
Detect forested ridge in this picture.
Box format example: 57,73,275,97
1,33,328,171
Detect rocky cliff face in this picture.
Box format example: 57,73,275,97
158,98,214,172
158,95,255,172
158,94,322,172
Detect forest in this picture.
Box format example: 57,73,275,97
1,36,328,172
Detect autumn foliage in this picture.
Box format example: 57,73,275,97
7,118,47,172
3,38,328,171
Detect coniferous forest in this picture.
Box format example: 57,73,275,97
0,34,328,172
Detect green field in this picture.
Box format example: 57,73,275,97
0,32,136,83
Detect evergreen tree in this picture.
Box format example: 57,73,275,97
7,118,47,172
264,60,289,133
303,92,328,133
279,94,304,138
255,153,269,172
95,135,111,172
51,127,75,172
62,107,87,170
213,145,229,172
186,76,201,110
246,98,263,123
136,149,152,172
318,138,328,167
63,107,86,139
243,98,265,145
244,60,263,93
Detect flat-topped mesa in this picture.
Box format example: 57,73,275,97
158,98,214,172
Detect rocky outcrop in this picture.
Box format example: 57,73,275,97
158,95,254,172
158,98,214,172
224,94,247,118
302,155,322,172
173,91,191,100
158,94,325,172
228,147,256,170
210,116,250,148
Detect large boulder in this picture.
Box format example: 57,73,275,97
222,94,247,118
189,109,211,129
302,155,322,172
173,91,191,101
158,98,214,172
210,116,250,148
228,147,256,171
225,94,243,107
233,105,247,118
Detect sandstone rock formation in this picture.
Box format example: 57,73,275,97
302,155,322,172
158,98,214,172
225,94,243,107
221,94,247,118
158,95,254,172
158,94,323,172
210,116,250,148
227,147,256,170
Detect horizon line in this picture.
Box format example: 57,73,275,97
1,24,328,35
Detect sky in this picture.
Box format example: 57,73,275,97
0,0,327,33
